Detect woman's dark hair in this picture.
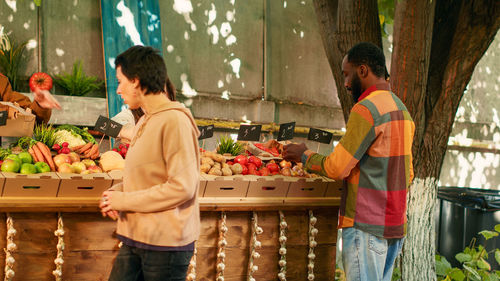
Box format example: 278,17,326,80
347,42,387,78
115,45,176,100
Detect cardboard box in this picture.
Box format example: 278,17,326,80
199,174,207,197
1,172,60,197
246,175,290,197
286,177,327,197
107,169,123,186
0,102,36,137
323,177,343,197
0,172,6,195
57,172,112,197
204,175,249,197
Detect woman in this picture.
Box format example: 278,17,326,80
100,45,200,281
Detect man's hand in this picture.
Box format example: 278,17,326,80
283,143,308,163
33,88,61,109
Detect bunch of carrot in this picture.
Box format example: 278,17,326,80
28,142,56,171
72,143,100,160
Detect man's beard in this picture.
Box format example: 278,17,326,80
351,73,363,102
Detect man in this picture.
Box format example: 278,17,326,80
0,73,61,123
283,42,415,281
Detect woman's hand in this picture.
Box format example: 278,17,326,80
100,190,119,220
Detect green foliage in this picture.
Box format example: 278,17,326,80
32,123,57,147
217,135,244,156
0,147,11,160
11,136,36,151
54,60,103,96
391,267,401,281
436,224,500,281
33,0,42,6
0,32,27,91
377,0,395,37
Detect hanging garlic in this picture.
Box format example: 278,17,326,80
248,211,262,281
307,210,317,281
4,214,16,281
216,212,228,281
52,213,65,281
278,210,288,281
186,246,197,281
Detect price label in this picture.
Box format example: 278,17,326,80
277,122,295,141
198,125,214,140
237,124,262,141
94,115,123,138
307,128,333,144
0,111,7,126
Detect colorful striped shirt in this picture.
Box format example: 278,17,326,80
304,87,415,238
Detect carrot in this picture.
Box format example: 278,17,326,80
36,142,56,171
77,143,93,154
71,144,85,151
28,147,39,162
90,146,100,160
85,144,99,159
31,145,45,166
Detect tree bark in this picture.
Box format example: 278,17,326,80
312,0,382,122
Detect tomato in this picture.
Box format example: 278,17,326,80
29,72,53,92
248,156,263,168
226,161,234,166
241,164,249,175
259,167,270,176
234,155,248,166
266,162,280,173
247,163,257,171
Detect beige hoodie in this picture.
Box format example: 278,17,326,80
110,100,200,247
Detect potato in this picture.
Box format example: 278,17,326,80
213,162,221,169
222,163,229,169
221,167,232,176
201,157,214,166
212,153,226,163
200,163,211,173
208,167,222,176
230,163,243,175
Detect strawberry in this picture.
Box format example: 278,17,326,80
29,72,53,92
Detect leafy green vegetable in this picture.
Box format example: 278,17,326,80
54,60,104,96
11,136,36,150
217,135,244,156
0,147,11,160
32,123,57,147
56,124,96,144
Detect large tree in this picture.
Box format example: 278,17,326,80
313,0,500,280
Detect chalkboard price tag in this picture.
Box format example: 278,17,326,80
237,124,262,141
277,122,295,141
0,111,7,126
94,115,123,138
307,128,333,144
198,125,214,140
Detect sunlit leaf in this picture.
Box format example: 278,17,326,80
477,258,492,271
464,265,482,281
495,224,500,233
456,253,472,263
436,255,452,276
448,268,465,281
479,230,498,240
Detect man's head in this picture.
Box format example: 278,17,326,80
342,42,387,102
115,45,168,96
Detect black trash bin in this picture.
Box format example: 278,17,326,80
436,186,500,269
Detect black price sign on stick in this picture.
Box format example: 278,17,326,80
94,115,123,138
198,125,214,140
0,111,7,126
307,128,333,144
277,122,295,141
237,124,262,141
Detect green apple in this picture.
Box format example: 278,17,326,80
57,163,75,173
1,159,21,173
20,163,37,174
18,152,33,164
71,162,86,174
6,154,22,167
34,162,51,173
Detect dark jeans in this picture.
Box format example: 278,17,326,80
109,244,193,281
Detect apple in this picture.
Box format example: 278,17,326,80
29,72,53,92
18,152,33,164
34,162,51,173
68,152,80,163
71,162,86,174
1,159,20,173
58,163,75,173
20,163,37,174
53,154,72,168
81,159,96,168
6,154,22,167
87,165,103,173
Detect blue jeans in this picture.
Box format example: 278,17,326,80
342,227,404,281
109,244,193,281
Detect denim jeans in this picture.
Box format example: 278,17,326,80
109,244,193,281
342,227,404,281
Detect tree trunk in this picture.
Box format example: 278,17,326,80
312,0,382,122
390,0,500,280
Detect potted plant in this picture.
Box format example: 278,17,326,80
0,27,27,91
53,60,104,96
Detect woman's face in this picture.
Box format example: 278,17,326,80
116,66,141,109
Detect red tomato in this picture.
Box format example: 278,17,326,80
234,155,248,166
241,164,249,175
226,161,234,166
259,167,270,176
266,162,280,173
29,72,53,92
247,163,257,171
248,156,263,168
271,171,280,175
